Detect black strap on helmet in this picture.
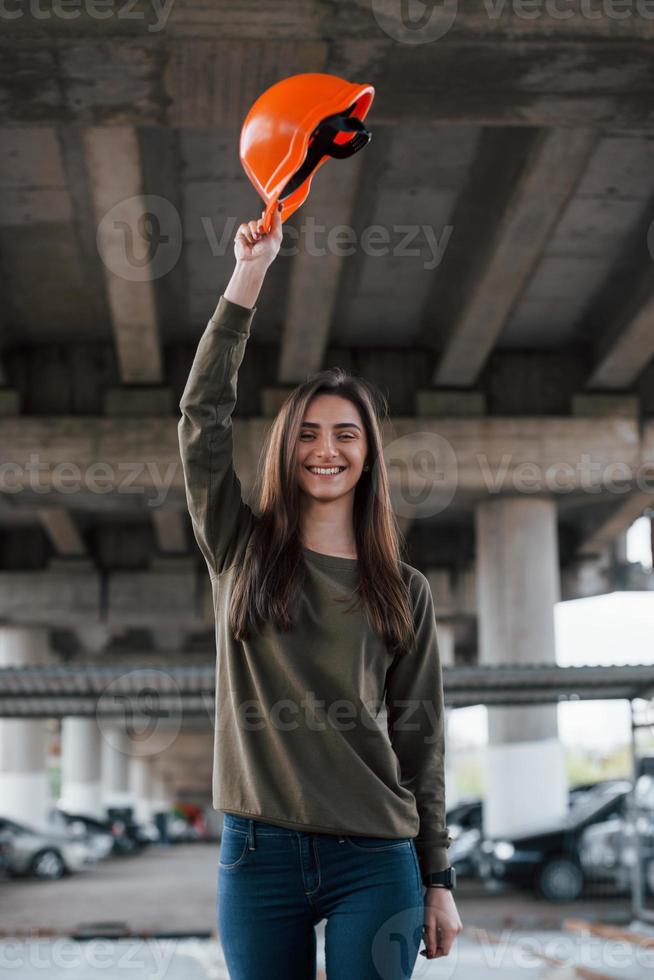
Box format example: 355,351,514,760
279,104,372,201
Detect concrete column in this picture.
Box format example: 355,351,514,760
101,727,133,813
129,754,154,825
0,627,52,830
150,769,170,813
476,497,567,838
58,718,103,818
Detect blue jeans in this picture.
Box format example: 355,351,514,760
217,813,424,980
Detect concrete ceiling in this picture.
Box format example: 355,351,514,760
0,1,653,657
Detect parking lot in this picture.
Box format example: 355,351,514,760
3,839,653,979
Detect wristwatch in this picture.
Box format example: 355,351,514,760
422,866,456,890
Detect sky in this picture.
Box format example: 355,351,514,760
448,516,654,751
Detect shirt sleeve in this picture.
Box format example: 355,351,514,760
384,571,452,878
177,294,257,577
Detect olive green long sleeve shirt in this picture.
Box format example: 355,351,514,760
178,294,452,877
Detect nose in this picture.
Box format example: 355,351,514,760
315,435,339,457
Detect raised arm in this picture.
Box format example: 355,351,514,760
177,207,283,576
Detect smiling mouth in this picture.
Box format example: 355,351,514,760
305,466,347,477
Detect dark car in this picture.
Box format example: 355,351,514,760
105,807,155,854
446,798,483,878
477,783,631,901
446,783,619,882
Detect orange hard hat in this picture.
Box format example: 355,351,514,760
240,72,375,234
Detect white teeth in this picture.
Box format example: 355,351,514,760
308,466,345,475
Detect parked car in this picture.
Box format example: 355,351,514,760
105,807,155,854
47,809,115,862
445,782,624,883
579,774,654,897
477,784,631,901
446,798,483,878
0,817,92,880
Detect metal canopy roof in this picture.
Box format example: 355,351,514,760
0,662,653,719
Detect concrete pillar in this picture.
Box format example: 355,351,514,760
476,497,567,838
58,718,103,818
0,627,52,830
150,769,170,813
129,754,154,825
101,727,133,813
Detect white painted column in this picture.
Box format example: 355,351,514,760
58,718,103,818
101,727,133,812
476,497,567,838
0,627,52,830
129,754,154,825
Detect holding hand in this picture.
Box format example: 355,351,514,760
420,886,463,959
234,205,283,268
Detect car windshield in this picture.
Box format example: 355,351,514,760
567,787,627,825
0,819,29,836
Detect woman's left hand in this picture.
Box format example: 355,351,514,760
420,886,463,959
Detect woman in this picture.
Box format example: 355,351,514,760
178,204,463,979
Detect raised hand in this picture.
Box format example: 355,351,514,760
234,205,283,269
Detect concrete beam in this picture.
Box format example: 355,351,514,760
104,387,174,416
578,492,653,557
586,284,654,390
36,507,87,557
2,415,654,506
0,565,213,629
6,2,654,43
83,127,163,384
162,1,654,42
571,393,639,418
432,128,596,387
152,508,188,554
3,34,654,129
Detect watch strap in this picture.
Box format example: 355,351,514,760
422,866,456,889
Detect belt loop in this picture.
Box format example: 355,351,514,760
338,835,345,844
248,819,256,851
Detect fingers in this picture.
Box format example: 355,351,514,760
235,219,262,247
235,222,253,246
422,921,439,959
235,205,281,249
422,919,455,959
437,926,456,957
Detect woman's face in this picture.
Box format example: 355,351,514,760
295,394,369,501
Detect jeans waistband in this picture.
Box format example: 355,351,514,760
222,811,347,842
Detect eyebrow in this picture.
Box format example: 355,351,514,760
300,421,362,432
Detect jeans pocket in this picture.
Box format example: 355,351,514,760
345,835,411,852
219,827,250,870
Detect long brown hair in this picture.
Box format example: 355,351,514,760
229,367,416,657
